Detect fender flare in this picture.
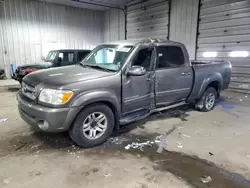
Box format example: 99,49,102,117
71,90,121,129
198,72,223,98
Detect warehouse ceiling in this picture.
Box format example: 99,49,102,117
40,0,135,10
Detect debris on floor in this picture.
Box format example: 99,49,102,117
155,135,164,143
176,141,183,148
3,178,12,185
0,118,7,124
178,133,191,139
125,141,153,151
104,173,112,177
177,125,184,130
156,135,166,153
209,152,214,156
15,142,27,151
107,136,128,145
200,176,212,183
239,98,243,102
154,159,172,163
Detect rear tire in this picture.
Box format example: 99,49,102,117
195,87,218,112
69,104,114,148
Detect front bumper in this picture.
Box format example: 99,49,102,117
17,91,81,132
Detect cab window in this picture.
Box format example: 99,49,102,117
156,46,185,69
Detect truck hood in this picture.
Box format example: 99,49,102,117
18,62,52,69
24,65,115,86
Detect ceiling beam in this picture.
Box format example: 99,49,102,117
71,0,126,12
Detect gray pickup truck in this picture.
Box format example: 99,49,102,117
17,39,231,147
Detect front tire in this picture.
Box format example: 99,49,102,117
69,104,114,148
195,87,218,112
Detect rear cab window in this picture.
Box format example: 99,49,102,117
156,46,185,69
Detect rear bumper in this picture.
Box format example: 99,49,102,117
17,91,81,132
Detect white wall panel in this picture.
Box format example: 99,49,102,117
104,8,125,42
169,0,199,59
127,0,169,40
197,0,250,93
0,0,104,78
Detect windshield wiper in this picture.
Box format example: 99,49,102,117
90,65,113,72
80,64,115,72
78,63,93,69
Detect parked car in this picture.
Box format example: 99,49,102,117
0,69,6,80
17,39,231,148
12,49,91,83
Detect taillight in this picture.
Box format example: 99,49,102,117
25,68,37,74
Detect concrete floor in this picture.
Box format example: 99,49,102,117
0,79,19,87
0,90,250,188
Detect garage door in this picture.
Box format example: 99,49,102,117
126,0,170,40
196,0,250,93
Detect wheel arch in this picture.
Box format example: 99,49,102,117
198,73,222,98
70,91,121,130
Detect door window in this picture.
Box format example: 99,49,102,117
132,48,153,70
156,46,185,69
58,52,74,64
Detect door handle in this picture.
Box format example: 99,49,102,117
181,72,191,76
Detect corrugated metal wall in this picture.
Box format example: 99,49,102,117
0,0,104,78
104,8,125,42
169,0,199,59
197,0,250,93
126,0,169,40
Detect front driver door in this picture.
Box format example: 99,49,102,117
155,45,193,106
122,47,156,115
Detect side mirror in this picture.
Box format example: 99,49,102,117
41,56,45,61
128,66,146,76
58,57,62,62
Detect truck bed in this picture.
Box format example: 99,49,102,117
188,60,232,101
191,60,227,65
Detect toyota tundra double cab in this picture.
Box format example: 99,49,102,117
17,39,231,148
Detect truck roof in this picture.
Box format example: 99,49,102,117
50,49,91,52
103,39,184,46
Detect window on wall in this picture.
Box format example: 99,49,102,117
156,46,185,69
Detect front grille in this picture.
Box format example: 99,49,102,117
21,82,36,100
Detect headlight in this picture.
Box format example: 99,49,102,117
39,89,73,105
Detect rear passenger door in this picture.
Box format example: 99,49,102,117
155,46,193,106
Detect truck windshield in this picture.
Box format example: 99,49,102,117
45,51,57,62
81,45,134,72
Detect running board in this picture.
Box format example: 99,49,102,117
119,101,186,125
151,101,186,113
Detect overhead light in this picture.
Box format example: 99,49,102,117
203,52,217,58
229,51,249,57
